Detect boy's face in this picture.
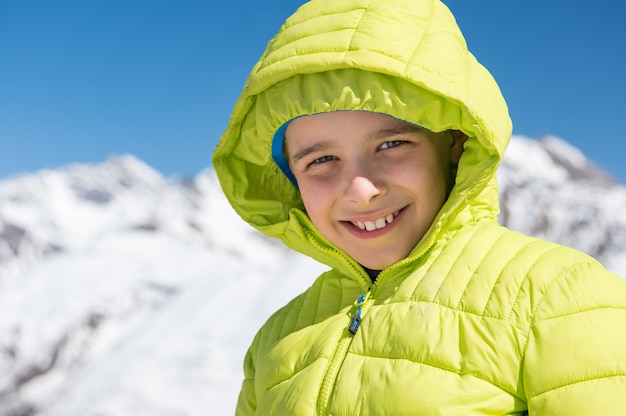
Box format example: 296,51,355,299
285,111,465,270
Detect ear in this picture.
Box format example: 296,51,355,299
449,130,468,164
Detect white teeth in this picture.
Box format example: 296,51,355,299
352,212,398,232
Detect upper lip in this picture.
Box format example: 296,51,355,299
345,208,402,223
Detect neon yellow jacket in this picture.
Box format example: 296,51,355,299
213,0,626,414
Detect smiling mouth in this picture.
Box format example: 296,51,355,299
350,211,400,231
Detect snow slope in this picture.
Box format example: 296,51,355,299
0,135,624,415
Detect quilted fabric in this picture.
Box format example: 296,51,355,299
213,0,626,414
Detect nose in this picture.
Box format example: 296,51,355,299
343,175,385,205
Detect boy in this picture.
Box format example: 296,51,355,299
213,0,626,414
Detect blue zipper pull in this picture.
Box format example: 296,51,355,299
348,315,361,334
348,293,367,335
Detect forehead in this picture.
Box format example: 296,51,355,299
285,111,412,142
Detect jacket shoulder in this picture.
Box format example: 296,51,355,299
429,222,624,328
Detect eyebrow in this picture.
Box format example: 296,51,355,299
289,124,423,164
290,141,335,164
365,124,423,141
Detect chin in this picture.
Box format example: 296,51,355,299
355,247,415,271
357,257,401,271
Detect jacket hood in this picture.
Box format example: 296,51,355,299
213,0,512,278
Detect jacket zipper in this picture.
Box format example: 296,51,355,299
317,290,372,414
317,250,439,412
302,213,445,414
348,291,370,334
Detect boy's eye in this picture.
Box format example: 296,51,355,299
310,155,337,165
379,140,405,150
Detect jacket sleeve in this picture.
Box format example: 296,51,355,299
523,261,626,414
235,343,258,415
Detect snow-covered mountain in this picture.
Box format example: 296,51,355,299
0,136,625,415
498,136,626,273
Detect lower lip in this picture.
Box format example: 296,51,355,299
342,207,406,239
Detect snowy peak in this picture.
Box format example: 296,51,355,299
498,136,626,273
0,154,259,283
60,154,167,204
503,135,614,186
0,155,165,280
2,154,165,206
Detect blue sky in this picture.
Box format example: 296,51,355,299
2,0,625,183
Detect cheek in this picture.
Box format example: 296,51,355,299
298,181,329,223
394,162,448,203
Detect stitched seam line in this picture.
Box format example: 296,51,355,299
519,260,598,397
414,225,482,302
283,7,368,30
264,357,331,393
348,350,525,401
537,305,626,322
506,244,563,321
455,226,508,311
381,297,525,331
528,260,597,326
346,0,372,53
404,0,433,75
481,237,534,316
527,374,626,401
432,225,482,302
